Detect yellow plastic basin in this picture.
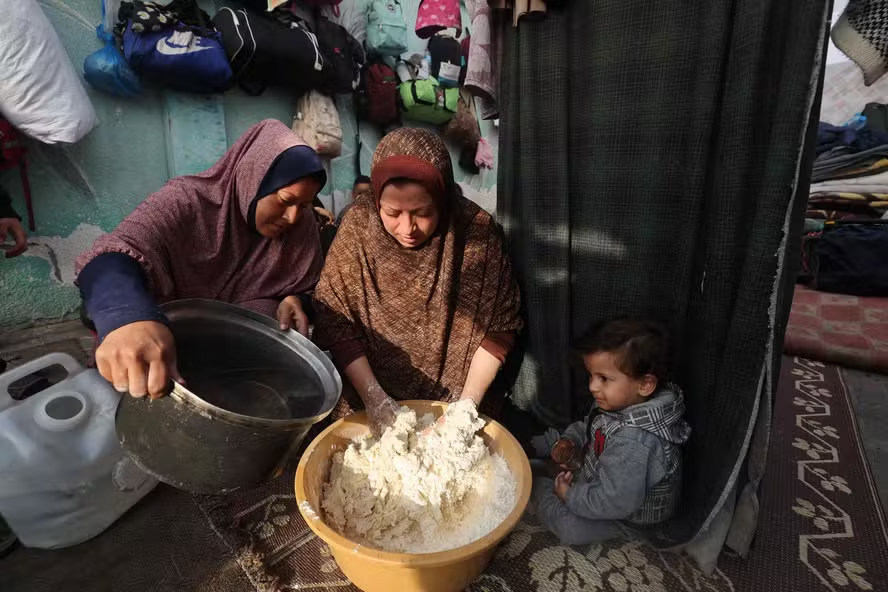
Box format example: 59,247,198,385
295,400,532,592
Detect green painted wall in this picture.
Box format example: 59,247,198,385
0,0,497,329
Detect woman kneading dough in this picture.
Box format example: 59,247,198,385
313,128,524,434
76,120,326,399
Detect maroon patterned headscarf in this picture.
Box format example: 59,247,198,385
76,119,323,317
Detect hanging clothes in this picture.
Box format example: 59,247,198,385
489,0,546,27
831,0,888,86
498,0,828,568
464,0,500,119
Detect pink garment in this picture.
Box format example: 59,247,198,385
75,119,323,318
415,0,461,39
464,0,499,119
475,137,494,169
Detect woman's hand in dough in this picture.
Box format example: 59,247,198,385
277,295,309,337
96,321,183,399
365,384,400,437
422,398,476,435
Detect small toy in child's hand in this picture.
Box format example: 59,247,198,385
551,438,579,469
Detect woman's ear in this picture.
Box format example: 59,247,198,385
638,374,658,397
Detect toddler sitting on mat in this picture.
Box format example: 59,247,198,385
530,318,691,545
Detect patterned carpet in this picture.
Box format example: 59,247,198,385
785,286,888,373
196,357,888,592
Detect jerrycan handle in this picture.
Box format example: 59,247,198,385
0,353,83,400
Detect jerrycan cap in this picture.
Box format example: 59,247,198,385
34,391,89,432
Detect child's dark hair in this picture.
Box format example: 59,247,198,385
574,317,670,381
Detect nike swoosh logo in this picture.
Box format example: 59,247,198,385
155,30,213,56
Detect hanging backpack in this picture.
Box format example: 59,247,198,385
315,16,365,93
427,34,464,88
366,0,408,57
121,23,233,93
399,77,458,125
213,8,326,95
415,0,460,39
358,60,401,126
292,91,343,157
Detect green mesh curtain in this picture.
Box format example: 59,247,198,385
498,0,829,555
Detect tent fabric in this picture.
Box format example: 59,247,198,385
498,0,828,561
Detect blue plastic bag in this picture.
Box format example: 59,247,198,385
83,0,141,98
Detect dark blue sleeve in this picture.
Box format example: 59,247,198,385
77,252,168,341
298,293,315,321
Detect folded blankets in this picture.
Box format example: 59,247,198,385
810,169,888,194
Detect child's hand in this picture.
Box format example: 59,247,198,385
529,427,561,458
554,471,573,501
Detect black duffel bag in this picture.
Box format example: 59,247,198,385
314,16,364,94
213,7,325,95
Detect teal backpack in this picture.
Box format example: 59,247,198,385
367,0,408,57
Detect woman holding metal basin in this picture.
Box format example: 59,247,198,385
75,120,327,400
313,128,524,435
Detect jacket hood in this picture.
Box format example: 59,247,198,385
612,383,691,445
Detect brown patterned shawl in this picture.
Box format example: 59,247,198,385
75,120,322,318
313,128,522,403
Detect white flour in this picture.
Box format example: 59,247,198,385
321,400,517,553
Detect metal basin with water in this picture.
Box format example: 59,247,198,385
115,299,341,494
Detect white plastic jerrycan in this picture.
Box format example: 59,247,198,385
0,353,157,549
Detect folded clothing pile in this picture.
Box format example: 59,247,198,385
809,115,888,222
799,111,888,298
